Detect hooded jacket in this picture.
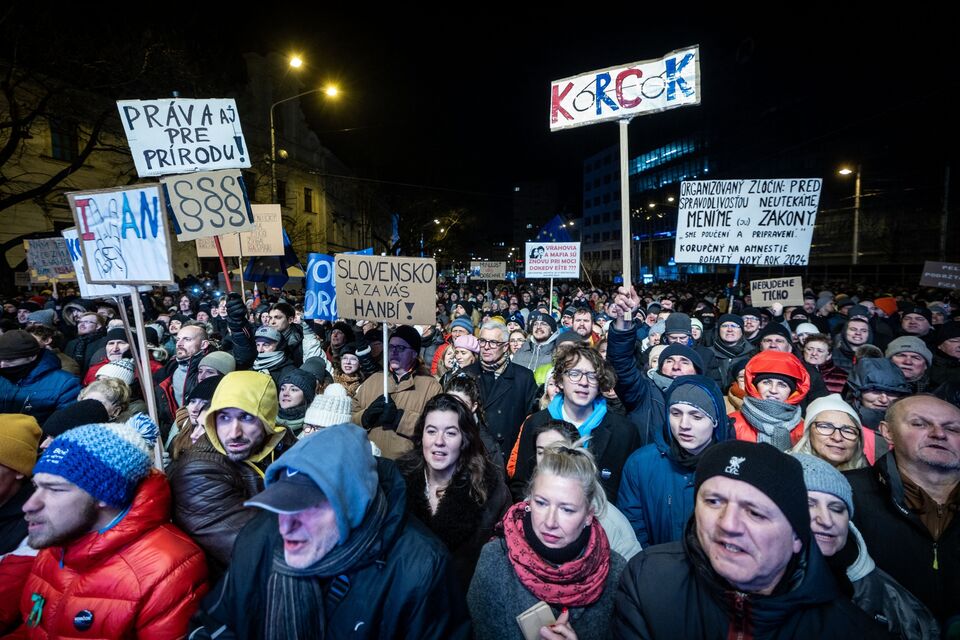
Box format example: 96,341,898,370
0,349,81,426
512,331,559,372
831,319,875,373
730,351,810,445
617,375,733,547
11,472,208,639
845,358,910,456
167,371,297,579
188,458,471,640
612,521,884,639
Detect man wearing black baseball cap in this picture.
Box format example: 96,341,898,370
613,440,883,639
190,424,469,640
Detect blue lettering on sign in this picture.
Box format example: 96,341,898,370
120,193,140,239
305,253,338,322
594,73,619,115
65,237,82,262
665,53,696,101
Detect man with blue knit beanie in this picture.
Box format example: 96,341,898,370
190,423,470,640
6,415,208,638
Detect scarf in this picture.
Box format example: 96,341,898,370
740,396,800,450
501,502,610,607
522,510,590,564
263,489,388,640
254,350,288,372
277,404,307,434
480,350,509,377
647,368,674,392
712,338,748,359
547,394,607,442
668,434,710,471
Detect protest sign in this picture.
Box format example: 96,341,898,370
919,261,960,290
334,254,436,325
195,204,283,257
304,253,337,321
674,178,822,266
469,261,506,280
61,228,148,297
161,169,255,241
549,46,700,131
524,242,581,278
117,98,250,177
24,237,74,281
66,185,175,285
750,277,804,307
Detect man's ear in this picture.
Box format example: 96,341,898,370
878,421,895,447
792,533,803,554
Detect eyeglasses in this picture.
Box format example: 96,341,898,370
388,344,413,353
812,422,860,441
563,369,599,384
477,339,506,348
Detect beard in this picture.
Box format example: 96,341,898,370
27,496,99,549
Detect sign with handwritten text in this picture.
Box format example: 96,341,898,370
674,179,822,265
334,254,436,326
469,261,506,280
24,238,74,281
117,98,250,177
195,204,283,257
524,242,581,278
161,169,255,241
66,185,175,285
750,277,804,307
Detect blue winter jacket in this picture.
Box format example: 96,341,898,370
616,375,732,547
606,324,664,445
0,350,81,426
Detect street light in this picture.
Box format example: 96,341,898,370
270,85,340,203
289,55,304,69
838,164,862,265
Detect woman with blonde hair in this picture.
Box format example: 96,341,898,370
790,394,868,471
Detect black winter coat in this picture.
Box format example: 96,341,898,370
846,453,960,627
462,361,539,455
607,324,665,446
188,458,471,640
612,524,886,639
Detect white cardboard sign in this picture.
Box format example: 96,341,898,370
470,261,506,280
750,277,804,307
550,46,700,131
66,185,175,285
674,179,822,266
62,228,144,297
161,169,255,241
117,98,250,177
524,242,580,278
334,254,436,326
24,238,75,281
195,204,283,257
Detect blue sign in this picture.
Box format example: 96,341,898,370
304,248,374,321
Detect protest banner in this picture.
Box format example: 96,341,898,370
62,229,152,298
304,253,337,321
524,242,581,278
919,261,960,290
66,185,175,285
117,98,250,177
549,46,700,131
334,254,436,326
24,237,75,281
161,169,255,241
750,277,804,307
674,178,822,266
469,261,506,280
195,204,283,257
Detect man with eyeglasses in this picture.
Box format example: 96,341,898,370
459,320,538,457
847,395,960,629
64,311,108,376
352,326,441,460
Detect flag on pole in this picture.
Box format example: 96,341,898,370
535,215,573,242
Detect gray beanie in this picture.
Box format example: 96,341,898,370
793,453,854,517
199,351,236,375
664,312,693,338
885,336,933,366
26,309,57,328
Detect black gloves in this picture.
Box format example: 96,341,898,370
361,396,402,431
225,293,247,330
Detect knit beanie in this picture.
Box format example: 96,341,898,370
815,295,834,312
304,383,353,428
255,326,282,343
453,335,480,354
873,297,898,317
901,305,933,324
648,321,666,337
847,305,871,321
795,322,819,337
664,312,693,338
696,440,810,544
527,311,557,333
42,400,110,440
450,316,474,335
717,313,744,330
97,359,136,385
666,376,724,426
391,325,422,352
555,331,584,348
25,309,56,328
0,414,42,475
332,321,355,344
279,368,318,406
691,318,704,334
186,375,222,404
33,414,159,508
757,322,792,343
0,330,42,360
658,343,704,374
885,336,933,365
199,351,236,376
105,327,129,343
793,453,854,517
938,322,960,345
300,357,330,386
740,306,763,320
803,394,862,432
506,311,525,327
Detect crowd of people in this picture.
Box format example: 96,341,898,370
0,277,957,638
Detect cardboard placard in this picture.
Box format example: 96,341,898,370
524,242,581,278
116,98,250,177
304,253,338,321
61,228,149,297
24,238,75,281
550,46,700,131
750,277,804,307
674,178,822,265
919,261,960,290
469,261,506,280
195,204,283,257
66,185,175,285
161,169,255,241
334,254,436,326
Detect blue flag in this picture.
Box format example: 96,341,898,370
244,230,300,288
535,215,573,242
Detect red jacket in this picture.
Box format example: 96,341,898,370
12,471,208,639
729,350,810,446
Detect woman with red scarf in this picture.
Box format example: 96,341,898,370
467,445,626,640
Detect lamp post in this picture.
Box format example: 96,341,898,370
270,86,338,203
839,165,862,265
